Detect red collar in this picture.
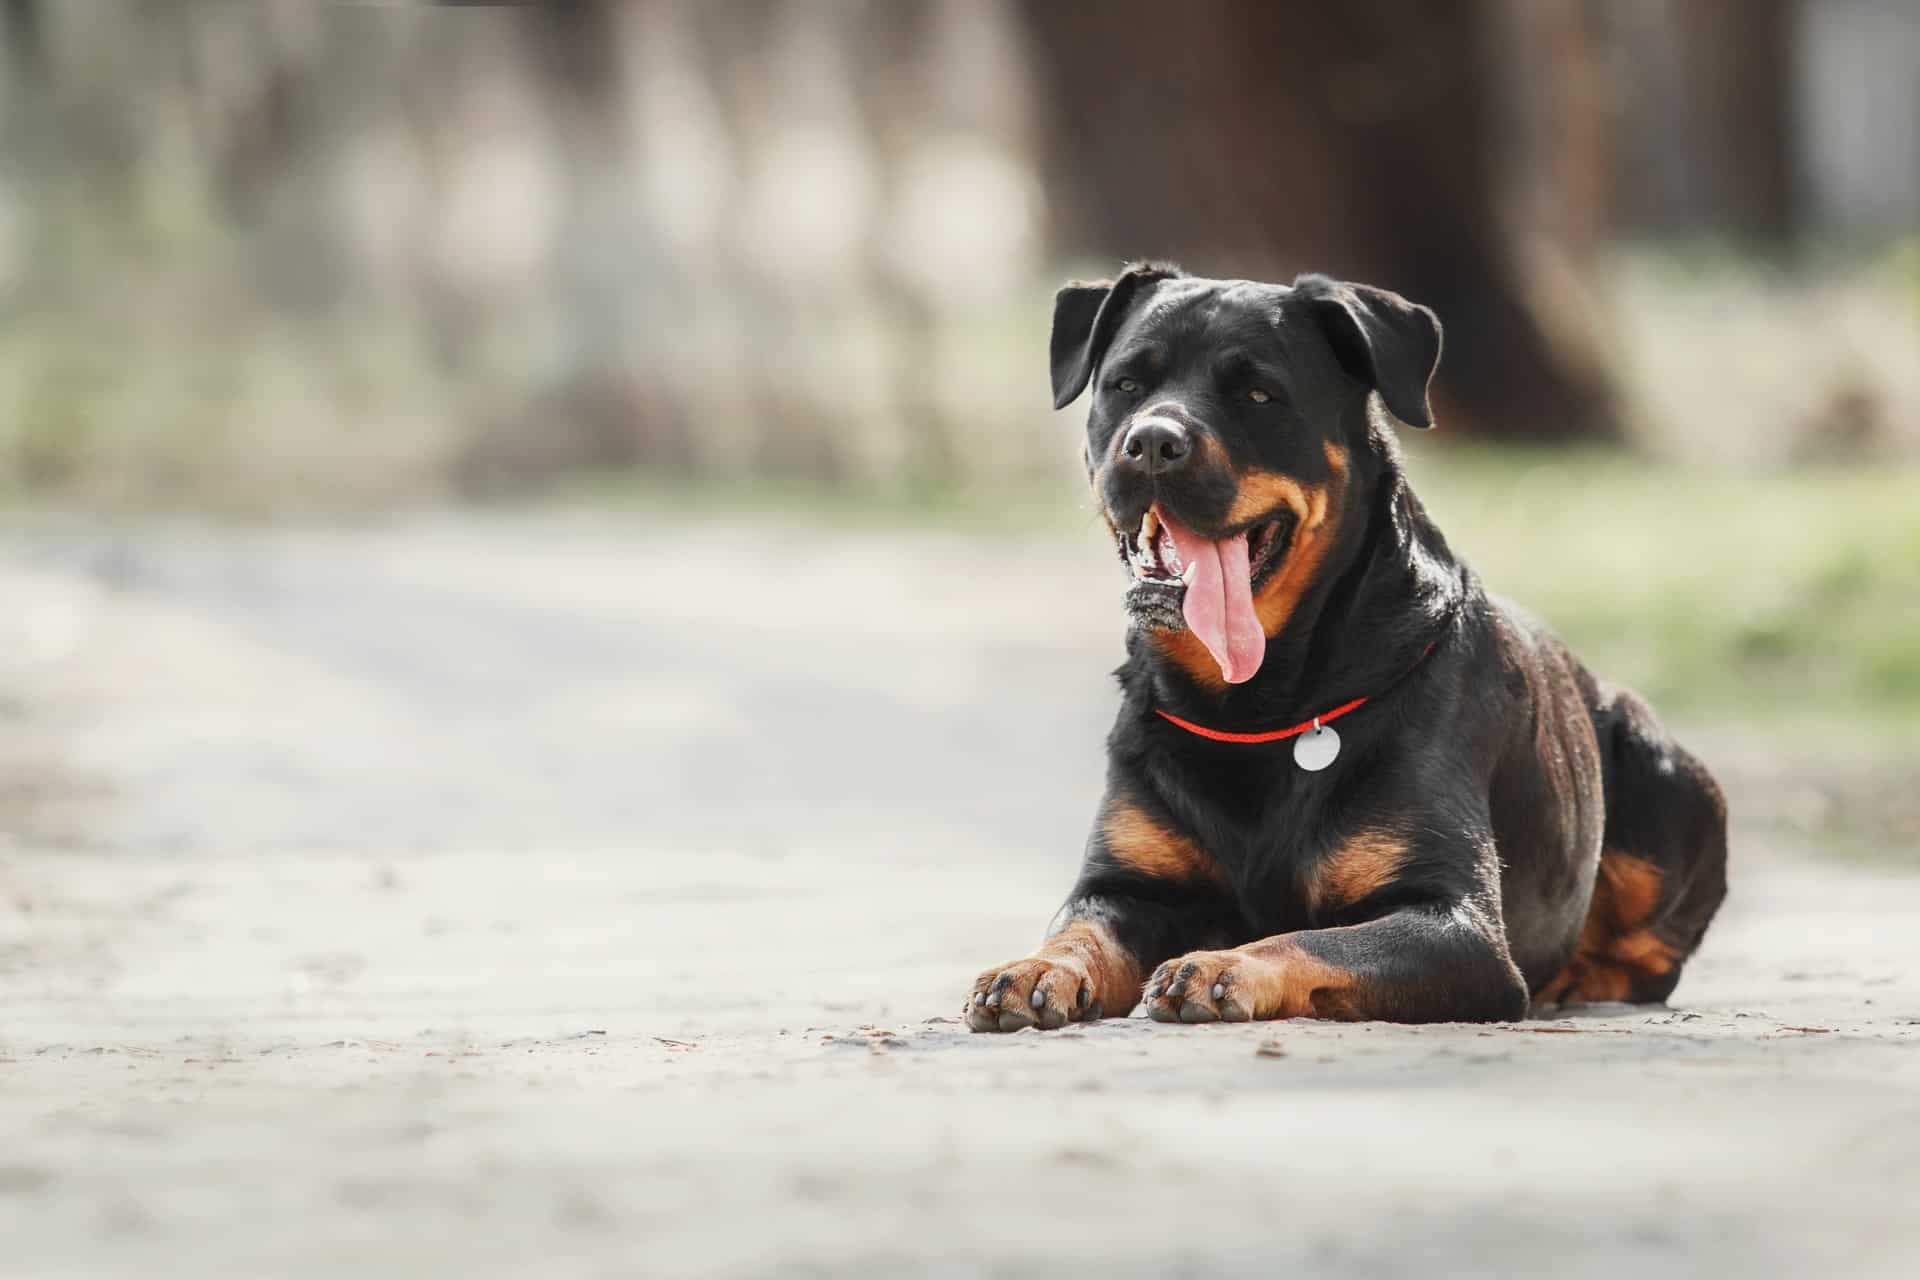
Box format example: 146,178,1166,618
1154,640,1437,745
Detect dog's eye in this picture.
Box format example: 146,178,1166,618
1248,388,1272,404
1115,378,1141,395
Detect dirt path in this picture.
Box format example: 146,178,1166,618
2,514,1916,1277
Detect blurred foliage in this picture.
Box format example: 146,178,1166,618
0,1,1912,733
2,2,1914,513
1404,444,1920,737
0,1,1051,510
564,443,1920,740
1608,238,1920,466
6,239,1918,514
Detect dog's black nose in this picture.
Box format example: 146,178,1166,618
1119,418,1191,475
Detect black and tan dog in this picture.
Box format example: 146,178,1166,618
967,262,1727,1030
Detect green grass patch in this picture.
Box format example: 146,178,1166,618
1401,443,1920,738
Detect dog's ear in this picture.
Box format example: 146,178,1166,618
1049,261,1182,410
1295,274,1443,429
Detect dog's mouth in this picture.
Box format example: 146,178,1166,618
1116,504,1294,683
1119,508,1291,589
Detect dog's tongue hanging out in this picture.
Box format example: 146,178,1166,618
1158,509,1267,684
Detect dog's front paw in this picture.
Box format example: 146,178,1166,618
1143,949,1271,1023
966,956,1095,1032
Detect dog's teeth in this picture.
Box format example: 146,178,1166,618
1181,562,1197,585
1142,508,1160,543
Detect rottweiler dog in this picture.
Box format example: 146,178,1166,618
967,262,1727,1030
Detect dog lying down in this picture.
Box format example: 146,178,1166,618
968,263,1727,1030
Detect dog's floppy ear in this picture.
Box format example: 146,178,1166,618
1049,261,1182,410
1295,274,1443,429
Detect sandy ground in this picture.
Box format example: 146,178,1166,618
2,513,1917,1278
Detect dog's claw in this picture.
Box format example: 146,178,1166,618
966,957,1100,1033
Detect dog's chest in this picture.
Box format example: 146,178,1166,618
1182,766,1351,933
1225,817,1351,934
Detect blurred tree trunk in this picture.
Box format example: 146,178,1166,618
1021,0,1618,442
1612,0,1795,239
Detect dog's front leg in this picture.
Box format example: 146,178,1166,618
966,788,1244,1033
1142,904,1528,1025
965,890,1238,1033
963,903,1143,1033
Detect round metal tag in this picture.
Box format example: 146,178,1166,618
1293,724,1341,772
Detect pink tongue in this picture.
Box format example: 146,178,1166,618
1160,510,1266,684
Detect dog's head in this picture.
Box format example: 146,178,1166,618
1051,263,1442,686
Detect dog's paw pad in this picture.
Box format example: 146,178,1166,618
965,958,1091,1033
1143,951,1257,1023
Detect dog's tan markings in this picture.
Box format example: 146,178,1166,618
1307,829,1410,912
1193,421,1225,459
1537,963,1630,1004
1595,850,1664,928
1145,937,1366,1022
1144,441,1349,682
1606,928,1678,975
1248,442,1349,638
1152,630,1228,692
1038,919,1142,1016
968,919,1143,1030
1535,850,1680,1005
1225,469,1313,529
1226,937,1366,1019
1101,797,1225,886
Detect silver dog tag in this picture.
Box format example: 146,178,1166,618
1293,723,1340,772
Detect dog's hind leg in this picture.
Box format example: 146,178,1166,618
1536,684,1729,1006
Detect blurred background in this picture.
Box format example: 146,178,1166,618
2,4,1918,1275
4,0,1918,493
3,0,1914,834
